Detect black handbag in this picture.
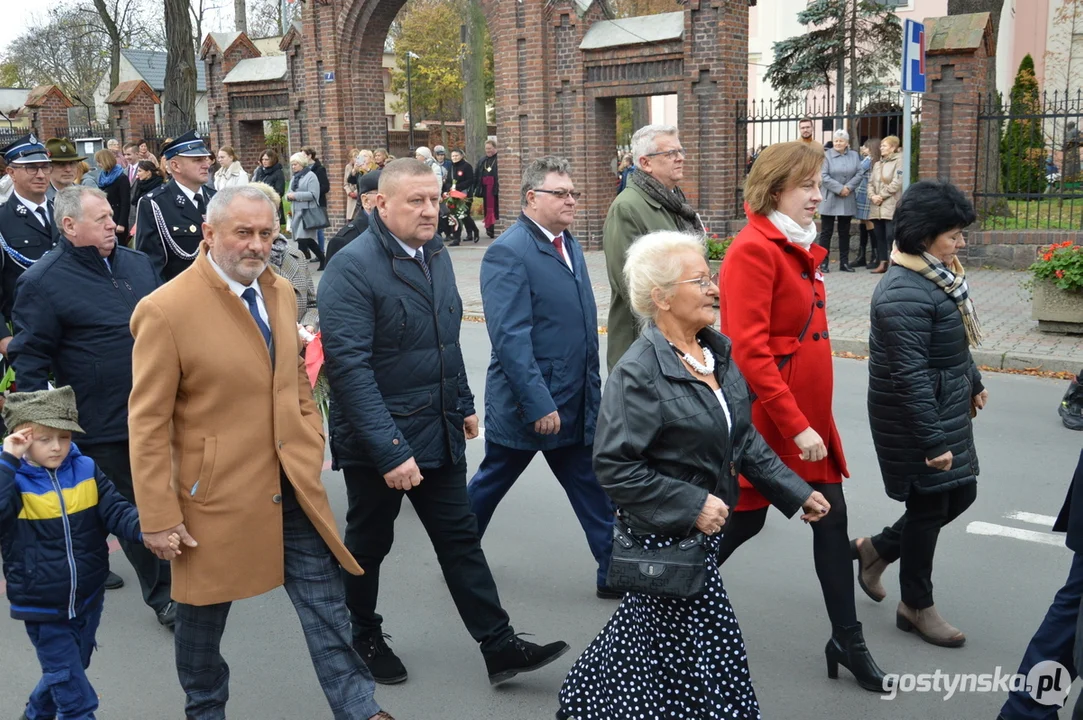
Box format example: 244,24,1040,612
302,206,331,230
605,516,708,599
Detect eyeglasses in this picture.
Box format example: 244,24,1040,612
533,188,582,201
17,165,51,175
645,148,687,160
672,276,713,292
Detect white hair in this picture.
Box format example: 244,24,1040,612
833,129,850,142
206,185,278,226
631,124,679,169
55,186,108,225
415,146,433,161
289,152,310,167
623,231,707,328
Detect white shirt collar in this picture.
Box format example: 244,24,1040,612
525,215,563,242
176,181,204,204
13,190,45,215
208,251,263,300
393,234,422,259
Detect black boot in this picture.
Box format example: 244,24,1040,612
355,631,409,685
855,225,869,267
839,233,854,272
826,623,887,692
484,635,570,685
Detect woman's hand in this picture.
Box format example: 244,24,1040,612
926,450,953,471
839,187,851,198
694,494,730,535
972,389,989,411
794,427,827,462
287,193,295,201
800,491,831,523
871,195,883,205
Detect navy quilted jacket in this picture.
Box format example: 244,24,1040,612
319,210,475,473
867,265,984,501
0,444,142,621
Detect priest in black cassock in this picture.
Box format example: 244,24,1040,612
475,139,500,239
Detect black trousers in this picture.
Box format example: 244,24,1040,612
341,460,515,654
856,222,871,262
716,482,857,629
870,482,977,609
80,440,172,613
818,215,852,266
871,218,894,266
297,237,326,267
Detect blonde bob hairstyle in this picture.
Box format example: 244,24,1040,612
623,230,707,329
289,151,311,168
743,141,825,216
882,135,901,152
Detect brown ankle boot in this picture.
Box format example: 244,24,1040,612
896,602,966,648
850,537,888,602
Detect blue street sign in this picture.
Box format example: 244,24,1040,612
324,71,335,82
902,19,926,94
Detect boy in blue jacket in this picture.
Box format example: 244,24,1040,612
0,386,178,720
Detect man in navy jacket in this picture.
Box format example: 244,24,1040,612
466,156,615,597
8,185,173,628
319,159,568,687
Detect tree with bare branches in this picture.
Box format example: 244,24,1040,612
165,0,198,129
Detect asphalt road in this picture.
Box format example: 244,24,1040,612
1,323,1081,720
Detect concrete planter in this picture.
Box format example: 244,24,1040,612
1032,279,1083,334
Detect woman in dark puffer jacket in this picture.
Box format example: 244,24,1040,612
852,181,987,649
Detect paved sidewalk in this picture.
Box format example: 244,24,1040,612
442,242,1083,373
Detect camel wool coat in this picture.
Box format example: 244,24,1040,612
128,247,361,607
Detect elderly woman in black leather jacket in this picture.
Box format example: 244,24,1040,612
851,181,986,650
557,230,831,720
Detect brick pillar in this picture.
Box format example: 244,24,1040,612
22,85,74,140
106,81,160,146
920,13,995,209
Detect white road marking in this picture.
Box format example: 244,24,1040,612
1004,511,1059,527
966,521,1066,547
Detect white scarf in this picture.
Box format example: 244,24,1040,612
768,210,818,250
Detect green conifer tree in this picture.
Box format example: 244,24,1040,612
1001,55,1047,195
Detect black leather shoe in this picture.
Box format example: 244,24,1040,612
485,635,570,685
157,601,176,629
840,262,855,272
819,262,831,274
104,571,124,590
826,622,887,692
595,585,623,600
355,632,408,685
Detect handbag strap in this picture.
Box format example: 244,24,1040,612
776,297,816,373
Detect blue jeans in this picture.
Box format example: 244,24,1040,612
467,439,614,587
317,228,325,252
1001,552,1083,719
23,591,105,720
174,485,381,720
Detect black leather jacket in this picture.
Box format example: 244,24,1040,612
594,324,813,537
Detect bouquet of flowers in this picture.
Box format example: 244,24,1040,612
444,189,470,220
304,330,330,421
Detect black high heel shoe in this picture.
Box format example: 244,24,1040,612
825,622,887,693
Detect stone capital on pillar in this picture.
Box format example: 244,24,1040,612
106,80,161,146
21,85,74,140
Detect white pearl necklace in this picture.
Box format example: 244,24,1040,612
671,341,715,376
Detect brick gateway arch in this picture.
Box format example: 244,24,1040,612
205,0,749,244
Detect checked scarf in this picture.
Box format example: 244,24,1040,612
629,169,704,234
891,249,984,347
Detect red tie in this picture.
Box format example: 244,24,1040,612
553,234,566,262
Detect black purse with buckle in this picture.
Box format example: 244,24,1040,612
605,517,708,599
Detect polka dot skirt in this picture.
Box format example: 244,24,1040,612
558,534,761,720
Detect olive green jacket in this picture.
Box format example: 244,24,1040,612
602,182,687,370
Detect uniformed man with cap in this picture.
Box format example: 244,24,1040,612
0,134,60,350
134,130,216,282
44,137,87,201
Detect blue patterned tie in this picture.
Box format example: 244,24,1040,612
241,288,272,347
416,249,432,284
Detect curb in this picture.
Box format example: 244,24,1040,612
463,313,1081,375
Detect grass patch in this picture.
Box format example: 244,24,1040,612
979,198,1083,230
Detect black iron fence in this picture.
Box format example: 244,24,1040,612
975,91,1083,230
140,121,213,153
735,92,922,217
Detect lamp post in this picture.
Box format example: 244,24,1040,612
406,51,419,151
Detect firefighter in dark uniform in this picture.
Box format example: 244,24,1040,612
0,134,59,353
134,130,215,282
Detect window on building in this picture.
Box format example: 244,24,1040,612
382,69,392,92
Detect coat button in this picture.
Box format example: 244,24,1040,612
278,440,284,449
392,438,400,445
813,332,821,341
823,330,829,339
801,271,809,279
816,300,825,309
272,494,282,504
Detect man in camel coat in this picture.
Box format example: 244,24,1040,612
128,185,393,720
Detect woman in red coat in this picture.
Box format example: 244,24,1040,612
718,141,887,692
